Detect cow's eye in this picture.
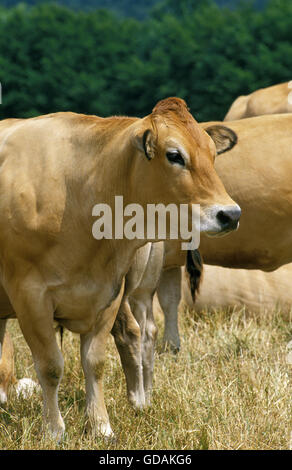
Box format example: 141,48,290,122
166,151,185,167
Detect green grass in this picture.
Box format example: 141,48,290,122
1,305,291,449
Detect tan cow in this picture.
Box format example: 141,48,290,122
118,112,292,408
157,113,292,352
0,323,15,403
182,264,292,316
224,81,292,121
0,97,240,439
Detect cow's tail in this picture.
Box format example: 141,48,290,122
55,325,64,351
185,249,204,302
59,326,64,351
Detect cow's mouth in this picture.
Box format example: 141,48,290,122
205,222,239,238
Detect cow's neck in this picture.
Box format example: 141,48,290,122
69,117,150,240
64,118,151,280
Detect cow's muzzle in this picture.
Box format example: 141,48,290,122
200,204,241,237
216,205,241,232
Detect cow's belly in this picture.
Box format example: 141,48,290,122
52,278,123,334
0,273,123,332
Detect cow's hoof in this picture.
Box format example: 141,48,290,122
43,422,65,444
85,418,116,442
144,393,152,408
99,421,115,439
161,340,180,355
128,391,146,410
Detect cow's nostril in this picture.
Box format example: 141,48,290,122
216,206,241,230
217,210,231,226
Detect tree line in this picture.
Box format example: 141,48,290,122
0,1,269,17
0,0,291,122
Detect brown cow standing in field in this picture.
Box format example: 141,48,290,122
224,81,292,121
159,113,292,352
0,98,240,439
115,112,292,412
0,325,15,404
182,263,292,315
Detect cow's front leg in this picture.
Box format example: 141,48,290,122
157,267,182,352
8,277,65,439
80,284,124,438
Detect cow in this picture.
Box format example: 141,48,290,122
0,323,15,404
115,112,292,413
158,113,292,352
224,81,292,121
0,97,240,439
182,263,292,316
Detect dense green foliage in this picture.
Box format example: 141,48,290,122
0,0,291,122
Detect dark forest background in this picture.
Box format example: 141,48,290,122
0,0,291,121
0,1,269,18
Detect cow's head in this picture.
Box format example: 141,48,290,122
131,97,240,238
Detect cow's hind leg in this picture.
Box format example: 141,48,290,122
111,246,153,410
142,298,157,404
157,267,182,352
129,294,157,405
125,242,163,405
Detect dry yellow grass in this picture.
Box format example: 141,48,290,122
0,306,291,450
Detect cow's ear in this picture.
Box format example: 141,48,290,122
133,129,156,160
205,125,238,155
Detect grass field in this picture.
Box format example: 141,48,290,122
0,305,291,450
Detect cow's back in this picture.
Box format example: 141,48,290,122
199,114,292,271
224,95,249,121
246,81,292,117
0,118,21,131
182,263,292,315
224,81,292,121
